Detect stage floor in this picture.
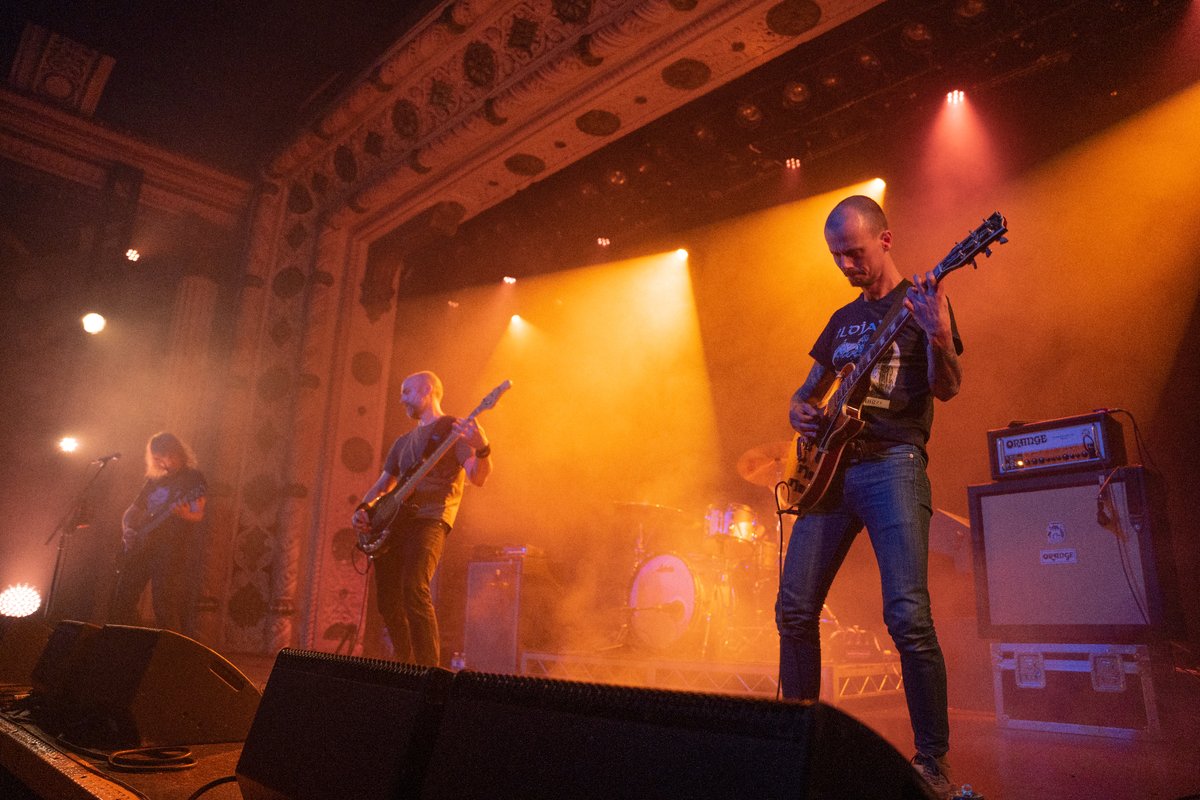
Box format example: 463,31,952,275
3,648,1199,800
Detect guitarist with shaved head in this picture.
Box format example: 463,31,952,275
777,195,964,799
352,371,493,667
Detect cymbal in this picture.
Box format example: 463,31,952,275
736,440,792,487
612,501,685,517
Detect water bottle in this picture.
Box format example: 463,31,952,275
450,651,466,671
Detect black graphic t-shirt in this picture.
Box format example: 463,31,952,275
809,280,963,450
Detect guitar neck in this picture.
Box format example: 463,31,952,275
829,257,959,411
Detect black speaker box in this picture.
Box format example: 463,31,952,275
31,623,260,749
969,466,1182,641
463,556,558,673
29,619,101,705
236,649,453,800
0,616,54,688
420,671,934,800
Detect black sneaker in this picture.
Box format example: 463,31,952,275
911,753,955,800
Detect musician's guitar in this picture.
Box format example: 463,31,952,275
780,212,1008,517
356,380,512,555
122,483,207,553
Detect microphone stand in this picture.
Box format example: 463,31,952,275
42,458,116,622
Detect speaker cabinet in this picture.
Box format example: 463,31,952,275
421,671,932,800
463,556,557,673
969,466,1181,641
30,624,260,748
0,616,53,688
30,620,101,706
236,649,453,800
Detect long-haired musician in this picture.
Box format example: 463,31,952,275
111,431,207,631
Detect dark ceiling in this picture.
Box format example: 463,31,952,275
382,0,1196,295
1,0,441,177
2,0,1194,292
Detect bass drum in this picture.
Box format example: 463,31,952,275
627,553,731,655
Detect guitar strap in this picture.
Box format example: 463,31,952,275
395,415,457,485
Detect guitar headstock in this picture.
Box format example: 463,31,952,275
935,212,1008,280
471,380,513,417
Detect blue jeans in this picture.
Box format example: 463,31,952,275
372,517,447,666
775,444,949,758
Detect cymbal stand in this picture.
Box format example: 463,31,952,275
42,459,115,621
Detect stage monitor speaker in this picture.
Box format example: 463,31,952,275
30,620,101,702
969,466,1181,642
59,624,261,749
236,649,453,800
421,671,933,800
0,616,53,688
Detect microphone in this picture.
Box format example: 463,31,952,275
92,452,121,464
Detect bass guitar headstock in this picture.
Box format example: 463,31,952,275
470,379,513,418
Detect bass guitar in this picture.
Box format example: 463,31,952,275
780,212,1008,517
122,483,207,553
356,379,512,555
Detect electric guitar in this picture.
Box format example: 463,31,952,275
122,483,207,553
781,212,1008,517
356,380,512,555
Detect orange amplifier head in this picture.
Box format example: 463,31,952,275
987,411,1127,481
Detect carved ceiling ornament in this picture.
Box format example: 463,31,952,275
267,0,882,240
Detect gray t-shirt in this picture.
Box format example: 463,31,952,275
382,416,469,528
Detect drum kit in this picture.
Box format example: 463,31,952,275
616,440,819,661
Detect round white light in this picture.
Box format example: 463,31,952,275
0,584,42,617
81,312,107,334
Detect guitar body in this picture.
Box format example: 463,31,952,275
783,364,867,516
123,483,206,555
358,488,417,548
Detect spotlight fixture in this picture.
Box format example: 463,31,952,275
856,50,882,72
81,312,106,334
59,436,79,453
502,276,517,285
953,0,988,23
735,101,764,129
818,72,842,92
947,89,965,105
785,157,802,170
691,122,716,146
674,248,688,261
447,300,460,308
597,237,611,247
125,248,140,262
607,169,628,188
901,21,935,51
782,80,811,108
0,583,42,617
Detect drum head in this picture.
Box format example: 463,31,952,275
628,553,698,651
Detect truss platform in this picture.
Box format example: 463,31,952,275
520,651,903,703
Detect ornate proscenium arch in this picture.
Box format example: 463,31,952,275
203,0,882,653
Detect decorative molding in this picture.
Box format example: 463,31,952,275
0,87,250,228
7,24,114,117
265,0,882,239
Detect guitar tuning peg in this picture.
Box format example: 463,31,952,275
983,247,992,257
999,236,1008,244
